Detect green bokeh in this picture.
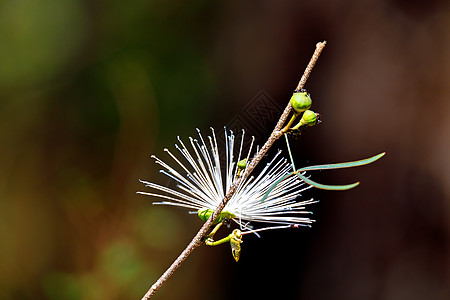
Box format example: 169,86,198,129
43,273,82,300
0,0,87,89
134,207,184,250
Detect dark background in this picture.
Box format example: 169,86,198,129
0,0,448,299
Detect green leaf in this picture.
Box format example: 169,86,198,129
261,152,385,197
295,172,359,190
298,152,385,172
260,172,296,203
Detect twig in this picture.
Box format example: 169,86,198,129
296,41,326,91
140,41,327,300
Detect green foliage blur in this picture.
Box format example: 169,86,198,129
0,0,216,299
1,0,449,300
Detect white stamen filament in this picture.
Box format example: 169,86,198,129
138,128,317,231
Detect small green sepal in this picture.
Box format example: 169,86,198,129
290,92,312,113
197,209,236,224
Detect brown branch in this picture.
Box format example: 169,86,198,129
140,41,327,300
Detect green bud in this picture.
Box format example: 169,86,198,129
300,110,319,126
290,92,312,113
237,158,247,169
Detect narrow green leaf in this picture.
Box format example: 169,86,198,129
298,152,385,172
296,172,360,190
261,153,385,200
260,172,296,203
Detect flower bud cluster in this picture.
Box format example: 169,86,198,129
287,90,320,133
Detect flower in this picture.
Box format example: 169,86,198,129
138,128,317,230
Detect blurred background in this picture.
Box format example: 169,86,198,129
0,0,449,299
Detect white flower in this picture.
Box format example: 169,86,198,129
138,128,317,230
